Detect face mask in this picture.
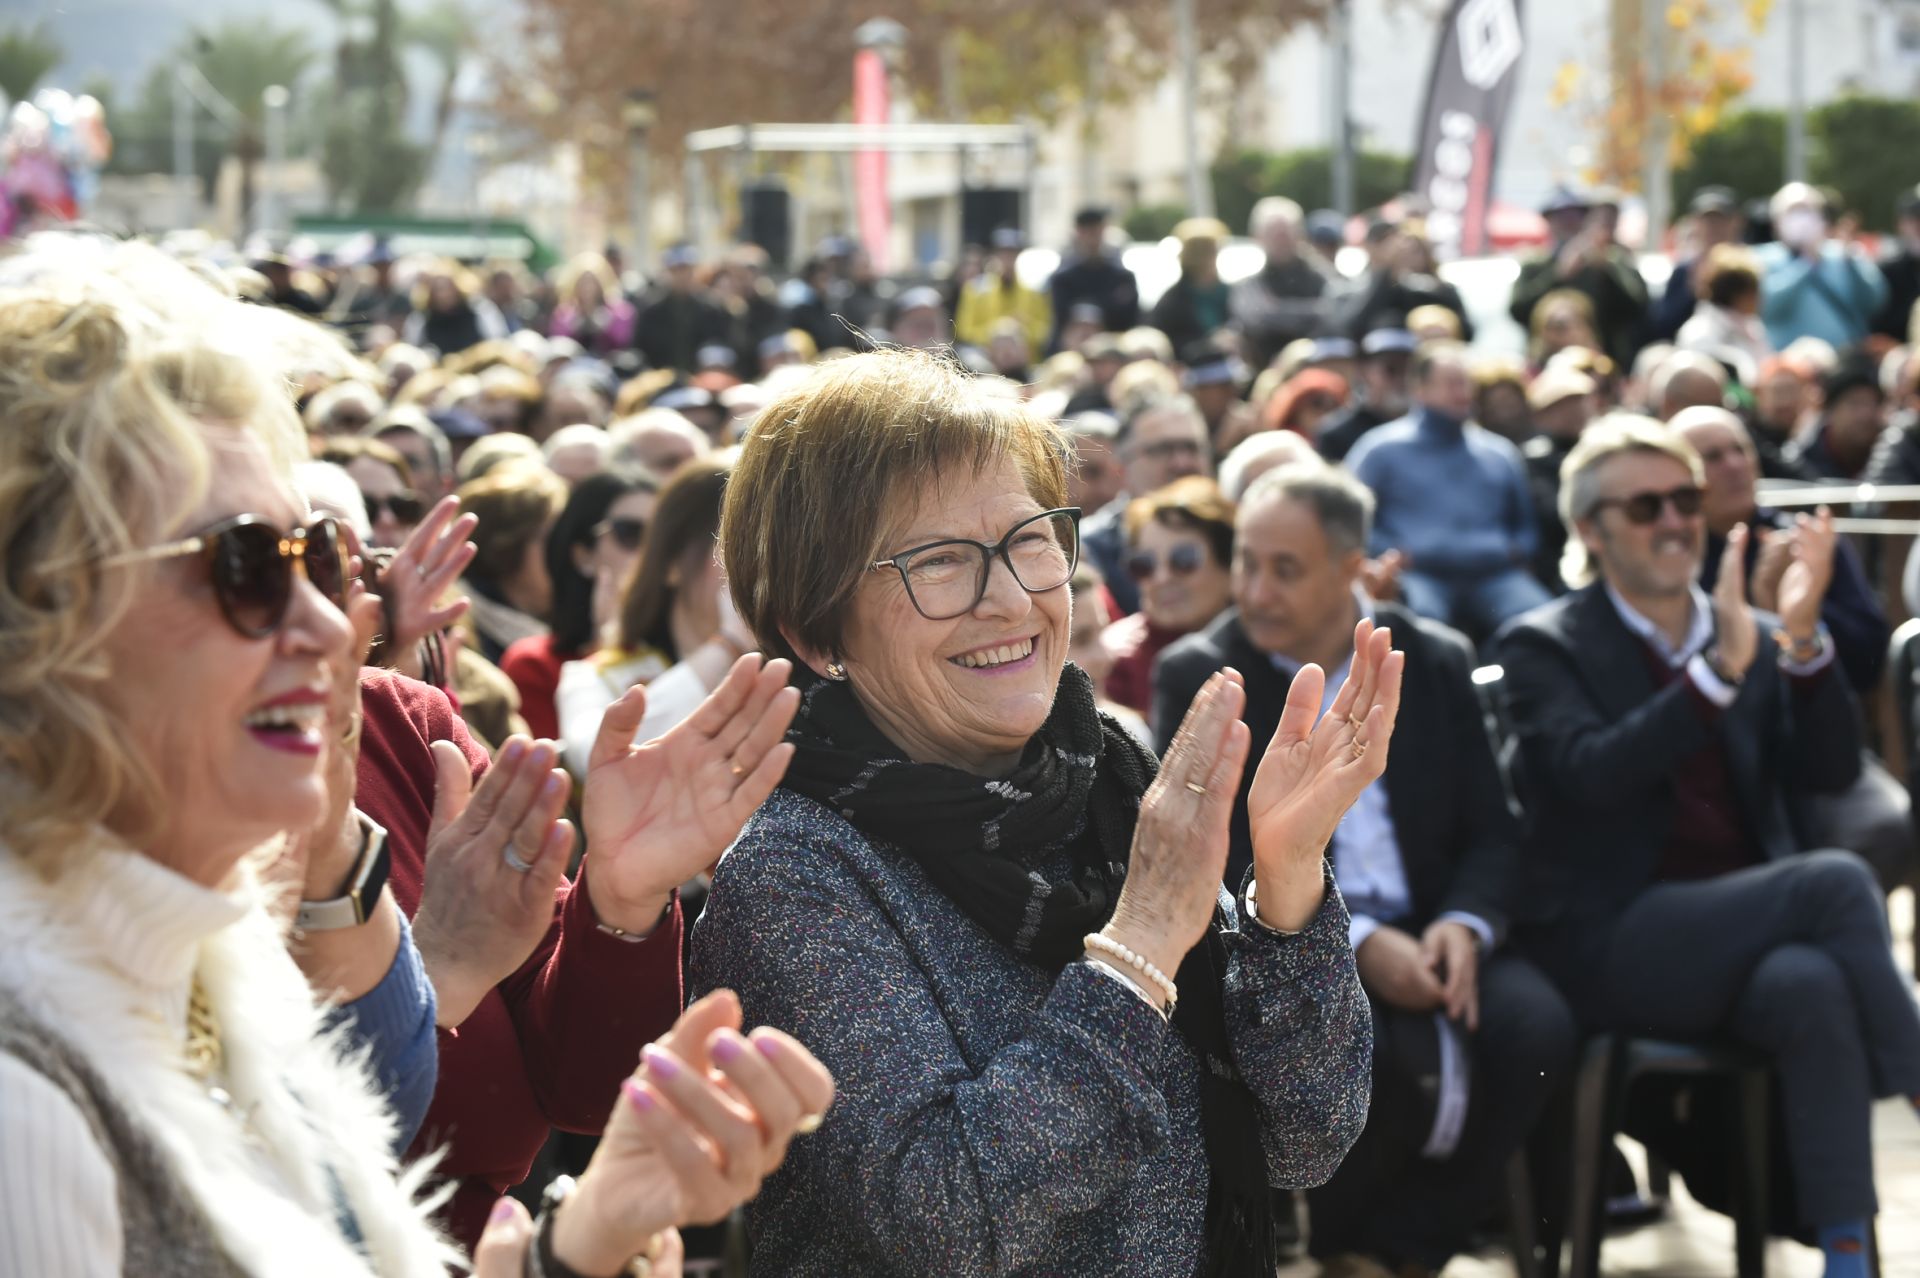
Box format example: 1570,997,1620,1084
1779,208,1826,248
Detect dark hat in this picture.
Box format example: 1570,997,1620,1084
1073,205,1111,227
758,332,800,360
366,236,397,266
816,234,855,259
661,242,700,269
894,285,945,314
1066,301,1106,326
1305,209,1346,244
1309,335,1359,363
990,227,1025,251
1822,356,1884,404
1689,185,1740,217
1363,217,1401,245
1361,328,1418,357
694,344,738,371
429,407,492,440
1539,184,1592,216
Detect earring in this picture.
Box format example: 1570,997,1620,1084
824,661,848,681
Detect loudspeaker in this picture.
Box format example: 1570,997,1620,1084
960,187,1022,250
740,182,792,271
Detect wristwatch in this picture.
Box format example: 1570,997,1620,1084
529,1175,665,1278
1773,627,1825,664
295,810,390,932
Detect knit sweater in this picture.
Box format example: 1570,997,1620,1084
0,839,457,1276
689,787,1372,1276
1347,407,1538,578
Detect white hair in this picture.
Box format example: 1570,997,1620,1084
1249,196,1304,239
541,423,611,464
1769,181,1824,225
297,460,372,544
1218,431,1322,503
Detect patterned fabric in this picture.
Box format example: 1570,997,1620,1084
688,787,1373,1275
777,663,1280,1274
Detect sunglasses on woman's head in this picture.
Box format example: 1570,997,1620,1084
1126,542,1206,582
361,491,427,524
102,515,349,639
594,517,647,552
1594,486,1705,526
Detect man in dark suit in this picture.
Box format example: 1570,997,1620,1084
1494,415,1920,1260
1155,464,1575,1278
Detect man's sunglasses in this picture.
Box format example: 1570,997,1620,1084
1594,486,1705,525
103,515,349,639
593,517,647,552
1127,542,1207,581
361,491,427,524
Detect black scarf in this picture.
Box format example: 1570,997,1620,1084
780,663,1280,1278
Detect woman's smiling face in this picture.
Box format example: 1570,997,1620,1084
829,455,1072,776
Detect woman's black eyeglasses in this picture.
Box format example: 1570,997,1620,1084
1126,542,1206,582
361,491,427,525
870,508,1080,621
102,515,349,639
1594,486,1705,526
593,517,648,552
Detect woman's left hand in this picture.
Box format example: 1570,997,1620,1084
1245,618,1403,878
579,654,800,933
380,496,477,669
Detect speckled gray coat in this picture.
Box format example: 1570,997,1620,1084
689,788,1373,1277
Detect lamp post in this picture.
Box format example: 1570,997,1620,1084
623,90,658,266
1175,0,1213,218
173,66,195,229
1785,0,1808,181
261,84,290,237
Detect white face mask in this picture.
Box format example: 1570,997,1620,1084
1779,207,1827,248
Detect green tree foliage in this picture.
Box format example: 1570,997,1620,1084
1123,203,1188,242
0,22,63,105
1210,146,1411,235
1671,108,1783,215
1673,96,1920,231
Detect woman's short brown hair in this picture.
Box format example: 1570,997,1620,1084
1123,476,1237,568
1695,243,1762,308
721,348,1068,666
458,462,567,589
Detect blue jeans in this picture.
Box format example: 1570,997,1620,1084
1398,567,1551,638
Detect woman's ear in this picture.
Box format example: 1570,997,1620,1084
780,627,838,681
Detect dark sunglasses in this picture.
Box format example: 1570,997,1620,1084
593,517,647,552
1595,485,1705,525
104,515,349,639
1126,541,1207,582
361,490,427,524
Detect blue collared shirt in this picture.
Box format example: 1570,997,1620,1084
1265,596,1495,954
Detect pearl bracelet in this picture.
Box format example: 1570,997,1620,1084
1083,932,1178,1013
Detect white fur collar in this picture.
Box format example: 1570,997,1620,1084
0,840,459,1276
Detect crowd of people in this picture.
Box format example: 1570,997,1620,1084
3,168,1920,1278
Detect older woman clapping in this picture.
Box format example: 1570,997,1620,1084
693,349,1399,1276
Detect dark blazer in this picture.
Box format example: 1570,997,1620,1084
1493,583,1861,926
1152,602,1522,941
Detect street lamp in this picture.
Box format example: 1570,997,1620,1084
261,84,290,237
623,89,658,265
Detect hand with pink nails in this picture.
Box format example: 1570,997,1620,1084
544,989,835,1278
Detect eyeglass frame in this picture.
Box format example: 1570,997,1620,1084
868,507,1082,621
1591,485,1706,526
98,513,349,638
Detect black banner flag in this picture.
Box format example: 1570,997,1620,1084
1412,0,1526,260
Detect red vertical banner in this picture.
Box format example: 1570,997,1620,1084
852,48,891,273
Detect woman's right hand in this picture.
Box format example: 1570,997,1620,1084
1104,671,1253,982
547,989,835,1277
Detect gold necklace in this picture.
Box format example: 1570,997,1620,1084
184,975,234,1110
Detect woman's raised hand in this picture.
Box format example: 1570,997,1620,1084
1245,619,1403,882
378,496,477,674
1105,670,1253,982
543,990,834,1277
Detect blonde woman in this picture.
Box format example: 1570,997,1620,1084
0,235,833,1276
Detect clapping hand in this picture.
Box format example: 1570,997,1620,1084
1245,619,1403,890
579,654,801,934
1776,507,1836,644
1710,525,1760,680
411,736,574,1027
379,496,477,676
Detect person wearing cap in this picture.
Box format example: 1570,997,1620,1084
1180,337,1255,451
1047,206,1141,353
633,243,735,373
955,228,1052,363
1229,197,1335,368
1149,217,1233,355
1521,366,1598,592
1650,185,1746,343
1305,209,1348,270
1756,183,1887,352
1873,185,1920,341
1154,464,1573,1278
1347,341,1550,636
1330,220,1471,346
889,285,953,352
652,385,729,447
1471,357,1533,444
1510,185,1650,370
1784,354,1889,481
1317,328,1417,462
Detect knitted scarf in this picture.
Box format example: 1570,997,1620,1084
779,662,1280,1277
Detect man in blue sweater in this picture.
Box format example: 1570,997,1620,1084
1347,341,1549,637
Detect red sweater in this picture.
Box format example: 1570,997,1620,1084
355,669,684,1249
498,633,577,741
1106,620,1185,714
1631,642,1761,882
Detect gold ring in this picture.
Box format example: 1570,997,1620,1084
1184,781,1208,796
1350,738,1369,760
730,761,748,777
1349,715,1366,729
795,1112,825,1135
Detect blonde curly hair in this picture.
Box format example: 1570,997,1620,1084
0,233,307,876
